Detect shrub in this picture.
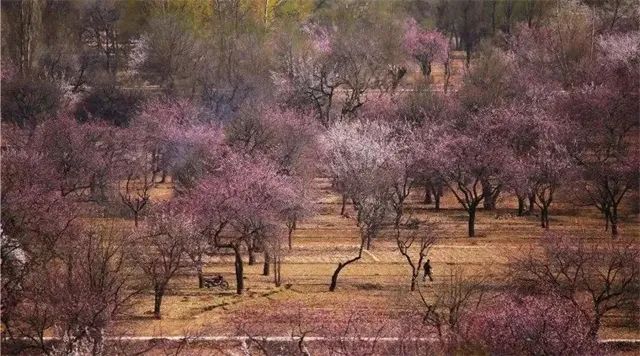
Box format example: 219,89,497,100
1,76,63,129
76,84,144,127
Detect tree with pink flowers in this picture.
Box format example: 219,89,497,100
322,120,397,291
131,97,224,191
271,24,341,127
226,106,319,176
189,155,297,295
496,103,574,227
403,18,449,79
561,37,639,236
432,125,505,237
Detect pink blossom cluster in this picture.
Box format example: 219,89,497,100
466,294,599,355
403,18,449,76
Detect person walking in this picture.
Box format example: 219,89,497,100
423,259,433,282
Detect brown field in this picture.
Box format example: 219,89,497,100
108,177,640,342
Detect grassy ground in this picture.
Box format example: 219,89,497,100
109,177,639,342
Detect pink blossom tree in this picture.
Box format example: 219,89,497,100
411,121,450,211
282,178,315,251
1,145,83,346
403,18,449,79
114,129,156,227
387,125,420,229
221,106,318,262
529,147,575,229
131,97,222,190
190,155,297,295
561,40,639,236
32,117,98,198
1,136,81,259
271,24,341,127
226,106,320,176
496,103,574,226
32,117,130,202
432,129,505,237
321,120,396,291
331,25,397,120
273,21,401,125
405,92,457,210
2,126,136,352
164,124,227,194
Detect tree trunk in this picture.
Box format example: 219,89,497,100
421,62,432,78
424,184,432,204
545,209,550,228
482,180,499,210
443,61,451,94
288,227,293,250
233,246,244,295
197,262,204,288
329,255,361,292
517,196,525,216
588,315,602,341
263,251,270,276
434,187,441,211
153,285,164,319
248,246,256,265
273,256,282,287
133,213,139,227
527,194,536,214
540,207,549,228
410,274,418,292
468,207,476,238
610,205,618,237
340,194,347,216
329,263,344,292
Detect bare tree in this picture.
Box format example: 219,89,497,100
396,219,439,291
137,203,189,319
512,233,640,339
418,266,487,349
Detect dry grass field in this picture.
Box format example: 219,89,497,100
108,177,640,343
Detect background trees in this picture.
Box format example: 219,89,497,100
1,76,64,130
562,35,640,236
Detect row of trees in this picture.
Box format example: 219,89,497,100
323,5,638,232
